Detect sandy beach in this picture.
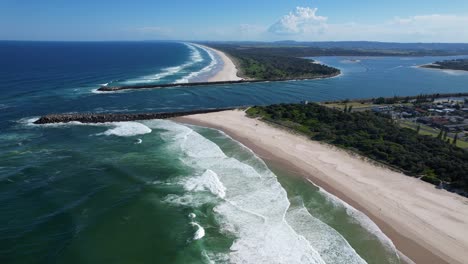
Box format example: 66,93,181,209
176,109,468,264
417,64,468,76
201,45,243,82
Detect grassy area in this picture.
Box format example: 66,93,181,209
397,120,468,149
321,102,414,112
321,102,377,111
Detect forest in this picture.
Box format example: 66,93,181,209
247,103,468,194
206,44,340,80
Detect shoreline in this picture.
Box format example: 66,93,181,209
418,63,468,73
96,43,342,92
199,45,243,82
175,109,468,264
95,73,341,92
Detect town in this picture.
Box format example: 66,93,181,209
322,94,468,149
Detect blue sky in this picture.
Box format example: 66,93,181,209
1,0,468,42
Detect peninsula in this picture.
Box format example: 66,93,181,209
420,59,468,72
97,43,341,92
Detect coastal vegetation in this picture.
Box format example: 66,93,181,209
206,44,340,80
422,59,468,71
208,43,468,58
246,103,468,193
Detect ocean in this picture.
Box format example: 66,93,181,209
1,41,468,264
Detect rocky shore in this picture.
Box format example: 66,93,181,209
34,108,235,124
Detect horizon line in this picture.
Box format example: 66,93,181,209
1,39,468,44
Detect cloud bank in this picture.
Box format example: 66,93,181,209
269,7,327,35
131,7,468,42
266,7,468,42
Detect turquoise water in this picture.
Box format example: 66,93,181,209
1,41,468,263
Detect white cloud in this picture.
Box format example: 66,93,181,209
269,7,327,35
385,15,468,41
267,7,468,42
123,9,468,42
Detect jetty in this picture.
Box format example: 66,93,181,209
97,80,266,92
34,108,235,124
96,73,341,92
34,92,468,124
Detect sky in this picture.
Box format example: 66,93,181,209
1,0,468,42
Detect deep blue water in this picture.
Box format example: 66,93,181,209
1,41,468,264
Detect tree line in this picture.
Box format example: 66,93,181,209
207,45,340,80
247,103,468,194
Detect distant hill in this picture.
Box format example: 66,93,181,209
203,41,468,55
272,41,468,51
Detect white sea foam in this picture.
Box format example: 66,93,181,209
122,65,184,85
149,120,326,264
95,42,217,87
315,182,399,256
190,222,205,240
18,117,40,126
163,193,216,207
27,118,152,138
285,197,367,264
106,42,204,86
174,43,218,83
96,122,152,137
184,169,226,198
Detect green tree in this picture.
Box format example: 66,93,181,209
249,103,468,193
437,129,443,139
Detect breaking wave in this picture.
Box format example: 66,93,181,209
95,122,152,137
190,222,206,240
174,44,218,83
316,182,399,258
147,120,371,264
183,169,226,198
115,42,217,86
24,118,152,137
